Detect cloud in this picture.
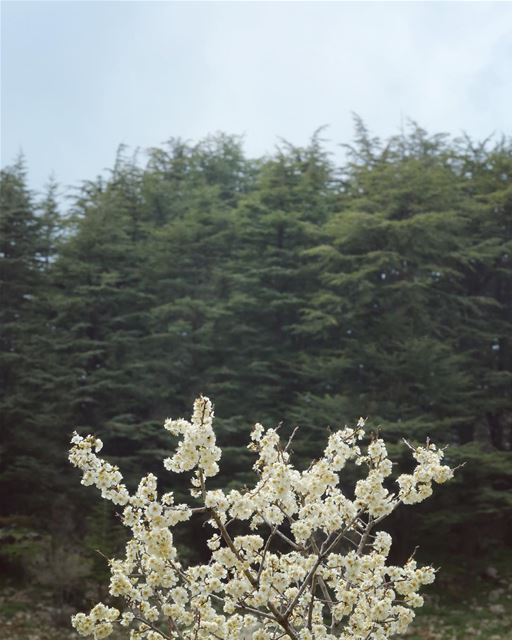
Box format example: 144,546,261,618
2,1,511,194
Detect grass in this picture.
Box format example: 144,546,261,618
407,549,512,639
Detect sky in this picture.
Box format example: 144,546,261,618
1,0,512,197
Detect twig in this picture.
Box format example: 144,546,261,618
258,523,278,583
133,616,174,640
284,426,300,453
307,576,316,630
356,516,374,555
285,510,364,620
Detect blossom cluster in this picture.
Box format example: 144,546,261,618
69,396,454,640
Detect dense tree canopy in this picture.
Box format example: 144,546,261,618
0,123,511,593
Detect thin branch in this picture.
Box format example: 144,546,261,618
257,512,305,551
133,616,174,640
357,516,374,555
308,536,335,619
307,576,316,630
285,510,364,620
258,523,278,582
201,475,299,639
284,426,300,453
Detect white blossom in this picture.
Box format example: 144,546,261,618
69,398,455,640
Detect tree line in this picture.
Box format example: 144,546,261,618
1,121,511,599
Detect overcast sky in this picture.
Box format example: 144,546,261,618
2,1,512,197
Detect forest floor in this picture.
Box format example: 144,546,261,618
1,558,511,640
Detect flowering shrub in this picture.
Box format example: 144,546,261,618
69,396,454,640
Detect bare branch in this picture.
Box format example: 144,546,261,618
133,616,174,640
258,523,278,583
284,426,300,453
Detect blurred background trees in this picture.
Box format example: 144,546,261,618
1,122,511,599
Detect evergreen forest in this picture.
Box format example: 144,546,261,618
1,121,511,619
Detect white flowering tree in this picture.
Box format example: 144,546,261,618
69,396,454,640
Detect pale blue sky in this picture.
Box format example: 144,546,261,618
2,1,512,197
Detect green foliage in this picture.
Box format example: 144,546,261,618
1,126,511,603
